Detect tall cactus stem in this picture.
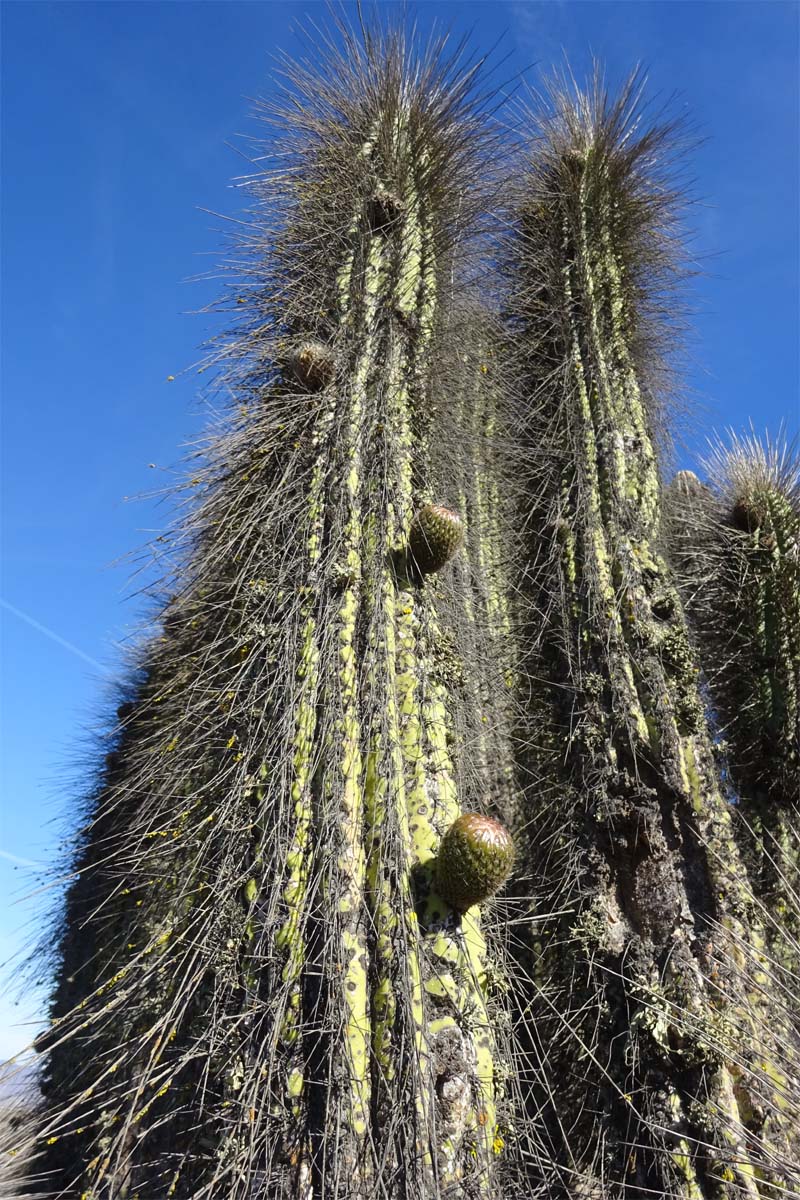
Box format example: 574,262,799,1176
25,25,515,1198
510,72,798,1195
666,431,800,1003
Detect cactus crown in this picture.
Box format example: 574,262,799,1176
705,427,800,532
695,429,800,782
507,67,692,461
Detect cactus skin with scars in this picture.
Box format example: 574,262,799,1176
509,74,798,1197
436,814,515,911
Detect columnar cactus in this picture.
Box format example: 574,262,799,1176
22,26,521,1200
7,26,798,1200
666,432,800,984
508,75,798,1195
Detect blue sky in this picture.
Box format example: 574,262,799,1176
1,0,798,1063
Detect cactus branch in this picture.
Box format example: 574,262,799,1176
667,430,800,1037
509,70,799,1196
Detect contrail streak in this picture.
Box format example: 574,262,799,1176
0,849,43,869
0,598,108,674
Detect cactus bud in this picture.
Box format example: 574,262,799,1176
366,186,404,232
286,339,336,391
408,504,464,575
670,470,710,500
436,813,515,911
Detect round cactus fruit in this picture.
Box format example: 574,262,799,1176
286,339,336,391
408,504,464,575
436,813,515,912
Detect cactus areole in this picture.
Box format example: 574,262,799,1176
408,503,464,575
436,813,515,911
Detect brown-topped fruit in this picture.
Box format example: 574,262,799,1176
408,504,464,575
436,812,515,912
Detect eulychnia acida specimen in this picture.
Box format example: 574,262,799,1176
20,21,521,1200
4,20,797,1200
666,431,800,1034
506,71,799,1197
